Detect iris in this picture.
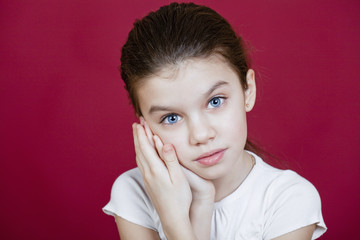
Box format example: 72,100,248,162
163,114,179,124
208,97,223,108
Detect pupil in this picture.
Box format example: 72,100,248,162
212,98,219,106
169,115,177,122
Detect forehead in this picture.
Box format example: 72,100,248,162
137,55,241,112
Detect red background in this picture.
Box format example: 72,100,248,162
1,0,359,239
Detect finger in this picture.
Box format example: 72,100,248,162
153,135,165,165
135,123,165,168
132,123,147,172
142,119,155,147
161,143,183,181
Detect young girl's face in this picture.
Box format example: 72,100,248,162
137,54,256,180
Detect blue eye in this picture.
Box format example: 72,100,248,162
162,114,181,124
208,96,224,108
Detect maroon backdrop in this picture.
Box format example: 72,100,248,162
1,0,359,239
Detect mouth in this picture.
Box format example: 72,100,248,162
195,149,226,166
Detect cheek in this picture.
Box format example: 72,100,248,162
221,104,248,142
155,129,189,162
146,121,185,147
153,128,186,150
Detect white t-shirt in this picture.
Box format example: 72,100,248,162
103,152,327,239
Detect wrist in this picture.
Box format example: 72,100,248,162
190,199,214,216
189,200,213,240
191,191,215,203
162,216,197,240
192,185,215,202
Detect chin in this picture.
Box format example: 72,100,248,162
195,166,228,180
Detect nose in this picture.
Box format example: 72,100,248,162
188,115,216,145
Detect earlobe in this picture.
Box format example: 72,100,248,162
244,69,256,112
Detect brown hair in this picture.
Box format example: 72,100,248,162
120,2,261,155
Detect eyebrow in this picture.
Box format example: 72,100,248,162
203,80,229,98
148,80,229,114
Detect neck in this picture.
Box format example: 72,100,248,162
212,151,254,202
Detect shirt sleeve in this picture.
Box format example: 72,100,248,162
102,168,158,231
263,171,327,240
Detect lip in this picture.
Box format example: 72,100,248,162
195,149,226,166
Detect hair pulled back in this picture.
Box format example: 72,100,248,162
120,2,250,116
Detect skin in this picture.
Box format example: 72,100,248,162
115,54,316,239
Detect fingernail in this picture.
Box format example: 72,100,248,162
163,144,173,153
140,117,144,125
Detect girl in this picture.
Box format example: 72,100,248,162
103,2,326,240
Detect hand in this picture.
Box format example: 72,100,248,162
178,167,214,240
182,167,215,202
132,120,192,230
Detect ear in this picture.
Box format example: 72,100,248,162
244,69,256,112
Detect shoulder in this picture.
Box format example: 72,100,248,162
108,167,149,204
251,155,326,239
111,168,144,192
270,170,319,198
103,168,148,216
253,156,322,218
262,166,321,211
252,154,320,202
103,168,159,230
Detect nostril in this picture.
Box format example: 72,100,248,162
189,122,216,145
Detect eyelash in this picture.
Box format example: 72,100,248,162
160,113,181,125
160,95,227,125
207,96,226,109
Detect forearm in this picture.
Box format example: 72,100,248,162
161,213,198,240
189,200,214,240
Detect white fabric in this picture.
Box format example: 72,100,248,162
103,152,327,239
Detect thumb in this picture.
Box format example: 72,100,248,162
162,144,183,179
